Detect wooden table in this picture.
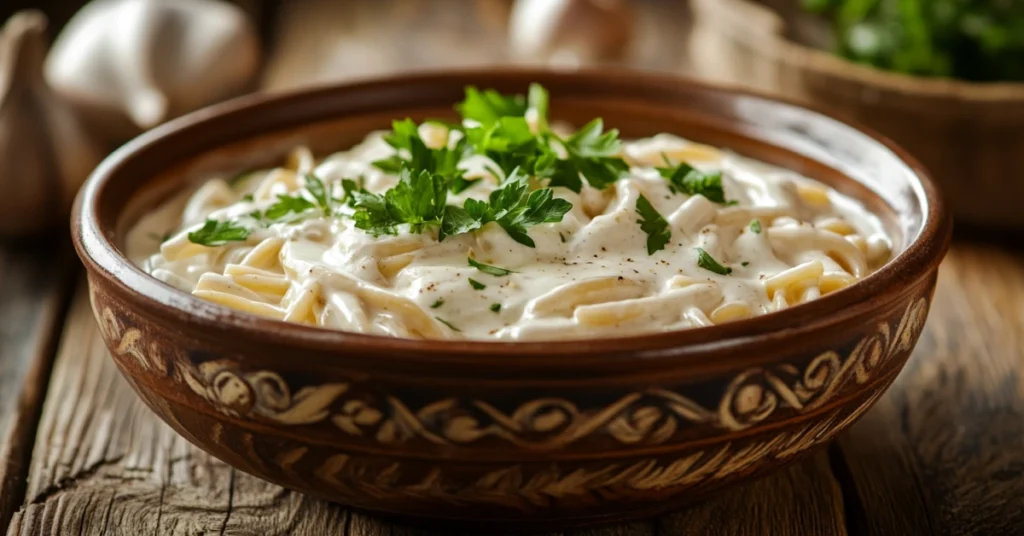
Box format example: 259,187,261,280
2,2,1023,534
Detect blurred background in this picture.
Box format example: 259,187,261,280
0,0,1022,235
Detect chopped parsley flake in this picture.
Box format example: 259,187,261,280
695,248,732,275
468,256,516,276
490,303,501,313
469,278,486,290
187,219,250,247
435,317,461,332
750,219,762,233
635,194,671,255
430,298,445,309
656,159,729,204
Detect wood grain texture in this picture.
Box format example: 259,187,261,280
837,241,1024,536
659,451,846,536
0,243,75,531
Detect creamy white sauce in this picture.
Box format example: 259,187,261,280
128,129,891,341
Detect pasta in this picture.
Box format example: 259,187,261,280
127,113,891,341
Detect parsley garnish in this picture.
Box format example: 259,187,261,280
188,219,250,246
469,278,486,290
435,317,462,332
551,119,630,191
490,303,501,313
458,87,527,126
263,193,315,221
741,261,750,267
635,194,671,255
241,194,254,202
372,118,470,191
430,298,445,309
246,173,340,225
695,248,732,275
656,160,729,204
468,256,516,276
351,167,448,236
457,85,626,193
750,219,762,233
439,169,571,247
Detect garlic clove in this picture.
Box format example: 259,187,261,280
0,11,103,236
46,0,261,143
508,0,634,66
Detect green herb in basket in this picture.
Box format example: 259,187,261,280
804,0,1024,82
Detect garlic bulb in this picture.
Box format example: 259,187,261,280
0,11,103,236
508,0,634,66
45,0,260,143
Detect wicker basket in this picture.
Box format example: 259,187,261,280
688,0,1024,229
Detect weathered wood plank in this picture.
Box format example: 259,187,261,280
7,285,354,536
659,451,847,536
0,242,75,531
837,242,1024,536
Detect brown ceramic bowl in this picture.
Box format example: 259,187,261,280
72,69,950,530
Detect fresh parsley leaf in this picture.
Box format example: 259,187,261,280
380,118,420,152
435,317,462,332
263,194,316,221
468,256,516,276
373,118,470,191
490,303,501,313
340,178,361,207
351,190,397,236
351,167,448,235
372,155,404,173
559,119,630,190
304,174,333,215
430,298,445,309
439,205,484,240
536,148,584,192
463,116,541,180
635,194,671,255
384,168,447,233
695,248,733,275
188,219,250,246
439,169,571,247
468,278,486,290
750,219,763,233
656,161,729,203
458,87,527,127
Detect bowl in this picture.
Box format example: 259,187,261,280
688,0,1024,229
72,69,951,529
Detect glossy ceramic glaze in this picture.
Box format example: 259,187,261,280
73,69,951,529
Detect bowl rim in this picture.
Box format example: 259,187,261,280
73,67,952,366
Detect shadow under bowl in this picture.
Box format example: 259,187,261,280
72,68,951,530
